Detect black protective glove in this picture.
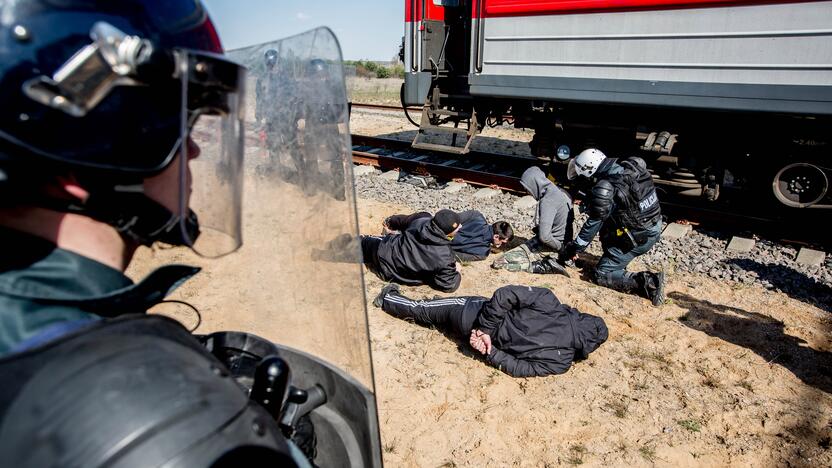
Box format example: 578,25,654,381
559,240,581,263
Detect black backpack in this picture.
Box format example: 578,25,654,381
609,158,661,231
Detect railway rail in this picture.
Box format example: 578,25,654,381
350,133,827,247
349,102,420,113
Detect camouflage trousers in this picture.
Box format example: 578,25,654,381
491,242,555,272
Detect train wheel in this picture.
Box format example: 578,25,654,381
772,162,828,208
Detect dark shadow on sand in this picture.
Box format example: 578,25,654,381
725,258,832,313
671,291,832,394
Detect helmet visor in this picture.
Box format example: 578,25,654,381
567,158,580,180
178,51,247,258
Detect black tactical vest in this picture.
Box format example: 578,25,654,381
609,158,661,230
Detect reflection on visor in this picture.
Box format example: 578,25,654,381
183,51,245,118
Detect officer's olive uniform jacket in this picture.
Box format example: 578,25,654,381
0,227,197,356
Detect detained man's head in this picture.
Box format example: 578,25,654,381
491,221,513,248
432,209,462,240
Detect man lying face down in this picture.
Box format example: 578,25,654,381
314,210,464,292
359,209,463,292
382,210,514,262
373,284,608,377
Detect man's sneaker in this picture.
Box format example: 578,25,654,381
649,272,666,307
373,283,400,308
529,257,571,277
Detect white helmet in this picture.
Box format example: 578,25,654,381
567,148,607,180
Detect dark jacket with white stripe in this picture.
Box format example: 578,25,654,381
375,217,461,292
475,285,608,377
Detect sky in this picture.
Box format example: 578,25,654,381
203,0,404,61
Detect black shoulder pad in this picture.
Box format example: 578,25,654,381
589,180,615,219
592,179,615,200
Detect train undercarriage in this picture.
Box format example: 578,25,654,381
450,95,832,212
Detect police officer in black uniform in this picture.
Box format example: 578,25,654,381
0,1,314,466
256,48,280,124
296,58,348,200
561,149,666,306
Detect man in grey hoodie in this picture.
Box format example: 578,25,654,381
492,167,574,275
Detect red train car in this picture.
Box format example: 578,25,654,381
402,0,832,210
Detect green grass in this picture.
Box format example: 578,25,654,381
639,445,657,462
678,419,702,433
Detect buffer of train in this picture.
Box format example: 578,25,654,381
400,0,832,212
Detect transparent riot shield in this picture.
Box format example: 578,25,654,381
142,27,380,466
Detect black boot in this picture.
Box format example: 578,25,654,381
643,272,666,306
602,272,640,293
632,272,665,306
529,257,571,277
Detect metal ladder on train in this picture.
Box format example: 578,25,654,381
412,88,478,155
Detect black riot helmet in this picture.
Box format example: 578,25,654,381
0,0,247,255
307,58,328,80
265,48,279,69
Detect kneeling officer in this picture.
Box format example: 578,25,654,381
562,149,666,306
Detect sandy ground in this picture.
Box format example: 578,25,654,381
358,199,832,467
126,80,831,466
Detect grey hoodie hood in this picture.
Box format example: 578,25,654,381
520,166,574,251
520,166,553,200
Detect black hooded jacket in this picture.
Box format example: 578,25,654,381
475,285,608,377
375,217,461,292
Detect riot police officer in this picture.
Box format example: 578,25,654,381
561,149,666,306
0,2,382,466
295,58,348,200
256,48,280,124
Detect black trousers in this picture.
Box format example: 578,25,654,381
380,292,485,336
